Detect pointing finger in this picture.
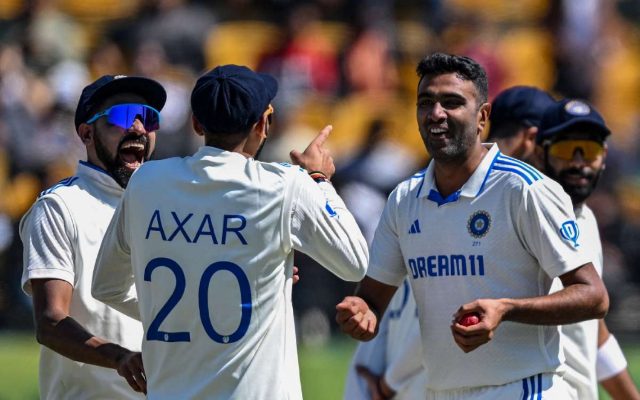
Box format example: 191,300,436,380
309,125,332,147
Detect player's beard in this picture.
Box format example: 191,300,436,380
94,133,150,189
546,164,603,205
422,123,477,164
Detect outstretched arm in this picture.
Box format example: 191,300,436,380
451,262,608,353
31,278,146,393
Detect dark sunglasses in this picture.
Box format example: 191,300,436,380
86,103,161,131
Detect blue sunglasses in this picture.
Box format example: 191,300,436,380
86,103,161,131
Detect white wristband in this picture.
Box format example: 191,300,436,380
596,334,628,381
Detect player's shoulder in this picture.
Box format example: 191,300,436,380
128,157,184,184
389,168,429,203
260,161,307,176
489,154,570,204
253,161,310,186
489,153,546,190
37,175,82,201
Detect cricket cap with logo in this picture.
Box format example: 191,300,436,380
190,64,278,134
537,99,611,144
489,86,555,138
74,75,167,131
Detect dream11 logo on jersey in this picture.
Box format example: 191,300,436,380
559,220,580,247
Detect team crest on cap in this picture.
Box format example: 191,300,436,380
114,75,127,79
468,210,491,238
564,100,590,116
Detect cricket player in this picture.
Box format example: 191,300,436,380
20,75,167,398
537,99,640,400
336,53,609,399
487,85,555,166
92,65,368,399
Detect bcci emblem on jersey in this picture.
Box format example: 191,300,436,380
467,210,491,238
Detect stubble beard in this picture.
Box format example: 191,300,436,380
94,133,149,189
424,125,477,164
545,164,603,206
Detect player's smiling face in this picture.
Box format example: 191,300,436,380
416,73,487,162
90,93,157,188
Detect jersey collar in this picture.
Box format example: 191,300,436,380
418,143,500,204
77,160,124,193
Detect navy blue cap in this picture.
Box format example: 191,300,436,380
537,99,610,144
489,86,555,138
191,65,278,134
74,75,167,131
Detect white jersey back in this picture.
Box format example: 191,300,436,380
93,146,368,399
20,162,143,400
552,204,602,400
367,144,591,390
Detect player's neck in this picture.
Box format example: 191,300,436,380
433,143,487,197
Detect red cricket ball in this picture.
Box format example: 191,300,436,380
458,312,480,326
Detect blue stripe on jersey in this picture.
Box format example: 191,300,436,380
39,176,78,197
529,375,536,399
495,155,543,180
536,374,542,400
412,169,427,198
476,149,501,196
496,154,543,179
492,165,534,185
522,377,529,400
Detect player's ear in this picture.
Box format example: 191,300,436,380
477,102,491,136
254,113,268,139
192,115,205,137
77,123,94,145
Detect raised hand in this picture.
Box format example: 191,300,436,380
290,125,335,179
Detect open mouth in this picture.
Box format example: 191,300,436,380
118,141,146,169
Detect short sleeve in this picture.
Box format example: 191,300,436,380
367,189,407,286
19,196,76,294
516,180,592,278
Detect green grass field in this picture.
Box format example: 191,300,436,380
1,332,638,400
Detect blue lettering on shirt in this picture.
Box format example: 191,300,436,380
407,255,485,278
145,210,248,245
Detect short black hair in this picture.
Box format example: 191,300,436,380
416,53,489,105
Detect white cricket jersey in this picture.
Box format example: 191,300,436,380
92,146,368,400
367,144,592,391
19,161,144,400
552,204,602,400
343,279,426,400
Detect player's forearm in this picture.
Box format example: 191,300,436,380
499,282,607,325
601,370,640,400
355,277,397,320
35,314,132,369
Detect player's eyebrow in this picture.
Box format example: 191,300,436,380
417,91,467,103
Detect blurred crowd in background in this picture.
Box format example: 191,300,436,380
1,0,640,342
